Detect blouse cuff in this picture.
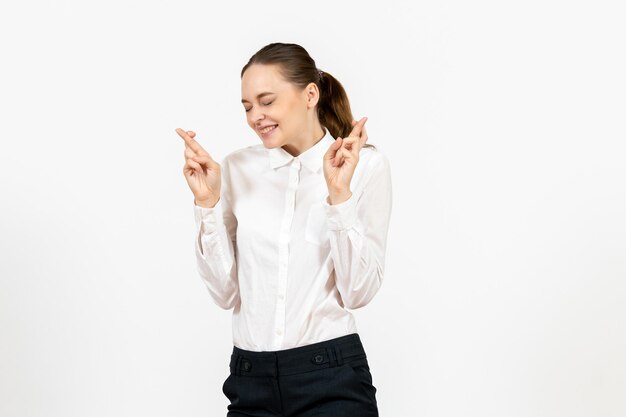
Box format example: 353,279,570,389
193,198,223,235
323,193,358,231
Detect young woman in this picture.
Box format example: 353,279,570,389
175,42,392,416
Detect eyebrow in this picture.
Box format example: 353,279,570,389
241,92,275,104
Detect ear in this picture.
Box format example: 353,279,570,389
304,82,320,109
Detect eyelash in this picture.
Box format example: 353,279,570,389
245,101,273,112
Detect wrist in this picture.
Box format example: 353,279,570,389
195,197,219,209
327,190,352,205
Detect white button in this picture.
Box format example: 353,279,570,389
278,293,284,300
276,328,283,335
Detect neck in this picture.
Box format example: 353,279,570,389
282,119,325,157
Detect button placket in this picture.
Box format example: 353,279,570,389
272,158,300,348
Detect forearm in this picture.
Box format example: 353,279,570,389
195,225,239,309
324,152,392,309
193,199,239,309
329,223,385,310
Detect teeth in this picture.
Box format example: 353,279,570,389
261,125,277,134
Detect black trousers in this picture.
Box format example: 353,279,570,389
222,333,379,417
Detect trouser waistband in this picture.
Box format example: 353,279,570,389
229,333,366,377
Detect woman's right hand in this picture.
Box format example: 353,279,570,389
175,128,221,208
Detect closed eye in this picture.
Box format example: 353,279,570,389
245,101,273,112
262,101,273,106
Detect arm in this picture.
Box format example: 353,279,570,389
193,157,240,310
322,152,393,309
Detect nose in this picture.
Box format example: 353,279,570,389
249,108,265,128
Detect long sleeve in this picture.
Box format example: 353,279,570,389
322,152,393,310
193,157,240,310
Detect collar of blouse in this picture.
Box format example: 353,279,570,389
268,126,335,173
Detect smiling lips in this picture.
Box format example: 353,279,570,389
259,124,278,134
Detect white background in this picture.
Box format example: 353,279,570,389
1,0,625,416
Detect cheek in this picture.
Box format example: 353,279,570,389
276,105,296,124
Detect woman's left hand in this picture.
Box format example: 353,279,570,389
323,117,368,204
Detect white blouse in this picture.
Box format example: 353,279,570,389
193,126,392,351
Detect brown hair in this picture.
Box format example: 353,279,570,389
241,42,375,149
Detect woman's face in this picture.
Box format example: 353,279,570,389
241,64,317,149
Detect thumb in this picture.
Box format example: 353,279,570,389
192,154,218,168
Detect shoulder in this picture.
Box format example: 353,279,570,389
360,146,390,176
349,146,391,194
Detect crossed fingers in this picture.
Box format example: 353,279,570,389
340,117,368,153
175,128,208,156
175,128,220,173
330,117,369,167
344,117,368,150
181,130,196,158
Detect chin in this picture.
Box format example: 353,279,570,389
259,133,282,145
259,138,280,149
